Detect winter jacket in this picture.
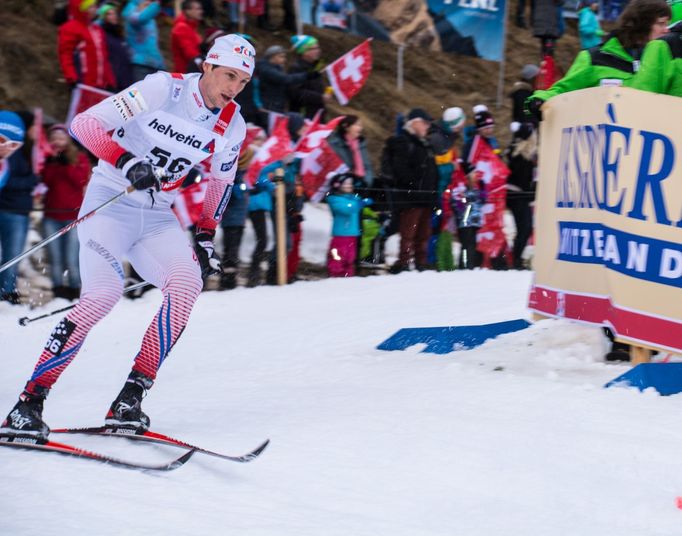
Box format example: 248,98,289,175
100,22,133,90
578,7,604,50
287,57,327,120
533,0,564,38
0,150,39,215
248,161,278,212
326,132,374,186
220,170,250,227
632,22,682,97
532,36,643,103
58,0,116,88
122,0,165,70
257,60,309,113
504,138,536,205
41,152,91,221
384,129,440,209
509,81,535,123
327,193,369,237
171,13,201,73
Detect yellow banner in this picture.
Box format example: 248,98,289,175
529,87,682,353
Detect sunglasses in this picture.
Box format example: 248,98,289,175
0,135,23,151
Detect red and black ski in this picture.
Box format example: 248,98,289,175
51,426,269,463
0,434,194,471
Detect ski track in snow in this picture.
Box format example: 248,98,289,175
1,205,682,535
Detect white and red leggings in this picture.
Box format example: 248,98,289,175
24,182,203,396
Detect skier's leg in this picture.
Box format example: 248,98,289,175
106,213,202,429
1,186,135,438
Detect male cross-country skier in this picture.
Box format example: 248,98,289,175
0,34,255,440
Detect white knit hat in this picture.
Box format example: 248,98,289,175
442,107,465,130
204,34,256,77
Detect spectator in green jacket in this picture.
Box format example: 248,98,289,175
632,1,682,96
526,0,672,120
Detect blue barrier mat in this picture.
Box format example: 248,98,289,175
377,319,532,355
605,363,682,396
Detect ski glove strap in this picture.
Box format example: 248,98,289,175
195,228,222,278
116,152,165,192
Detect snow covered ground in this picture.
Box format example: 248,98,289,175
2,205,682,535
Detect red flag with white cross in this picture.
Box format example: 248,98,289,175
294,112,345,158
244,115,292,186
300,139,348,202
325,39,373,105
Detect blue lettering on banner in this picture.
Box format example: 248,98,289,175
554,103,680,228
557,221,682,287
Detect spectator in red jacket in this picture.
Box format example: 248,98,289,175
37,124,91,300
171,0,204,73
57,0,116,89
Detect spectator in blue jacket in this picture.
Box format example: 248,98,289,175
0,111,37,304
122,0,165,82
578,1,605,49
326,173,372,277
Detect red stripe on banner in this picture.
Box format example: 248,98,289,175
528,285,682,352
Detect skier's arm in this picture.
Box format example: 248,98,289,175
69,73,169,166
196,116,246,231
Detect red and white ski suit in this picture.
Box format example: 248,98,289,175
25,71,245,394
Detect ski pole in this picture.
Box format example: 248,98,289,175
17,280,151,326
0,184,136,276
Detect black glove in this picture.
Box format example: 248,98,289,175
116,152,163,191
525,97,544,122
194,229,222,278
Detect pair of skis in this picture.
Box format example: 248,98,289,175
0,426,269,471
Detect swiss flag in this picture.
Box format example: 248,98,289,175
172,181,208,230
325,39,372,106
293,111,345,158
65,84,114,127
32,108,54,175
244,115,292,186
300,139,348,202
467,135,510,261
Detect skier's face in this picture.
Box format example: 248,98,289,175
199,64,251,109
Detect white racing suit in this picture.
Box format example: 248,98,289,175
24,72,245,394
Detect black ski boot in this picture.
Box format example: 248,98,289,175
105,371,153,431
0,386,50,440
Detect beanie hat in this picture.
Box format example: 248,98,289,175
473,104,494,129
407,107,433,122
442,107,465,131
290,35,319,54
521,64,540,81
80,0,96,11
204,34,256,77
0,111,26,142
330,172,355,191
97,2,116,19
265,45,286,59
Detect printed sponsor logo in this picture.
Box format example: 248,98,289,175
113,95,135,121
233,45,255,60
44,318,77,356
202,139,216,154
172,83,183,102
213,183,234,220
220,155,238,172
231,143,242,152
86,239,125,280
192,92,203,109
207,53,220,60
147,117,207,149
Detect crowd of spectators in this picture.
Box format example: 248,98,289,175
3,0,678,306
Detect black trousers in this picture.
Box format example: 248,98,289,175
249,210,268,274
507,198,533,268
458,227,480,270
221,225,244,271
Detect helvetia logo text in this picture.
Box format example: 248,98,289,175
148,118,207,149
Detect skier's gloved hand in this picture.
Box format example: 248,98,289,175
194,228,222,278
116,152,165,191
525,97,544,122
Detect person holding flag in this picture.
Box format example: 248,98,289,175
0,34,255,440
288,35,330,120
